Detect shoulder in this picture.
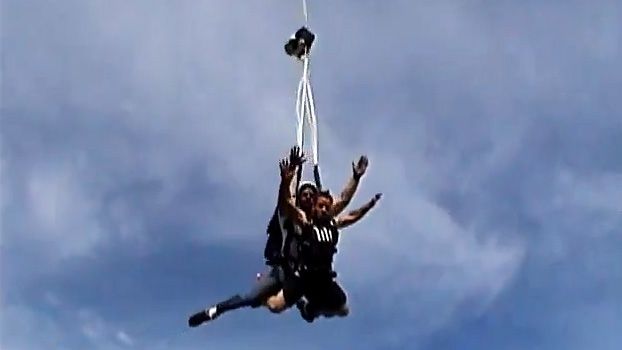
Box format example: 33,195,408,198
285,219,305,235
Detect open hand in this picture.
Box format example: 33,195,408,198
289,145,306,166
352,155,369,179
279,158,293,178
370,193,382,206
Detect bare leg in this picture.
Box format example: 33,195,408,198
188,267,283,327
265,273,304,314
265,289,288,313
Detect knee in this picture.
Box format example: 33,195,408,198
267,304,285,313
242,291,265,309
268,306,285,313
265,297,286,313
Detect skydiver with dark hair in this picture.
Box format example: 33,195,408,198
296,192,382,322
263,153,382,322
187,146,369,327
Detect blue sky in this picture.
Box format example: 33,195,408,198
2,0,621,349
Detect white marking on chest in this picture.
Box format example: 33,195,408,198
313,226,333,242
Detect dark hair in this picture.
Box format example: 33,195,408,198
315,190,333,203
295,183,318,207
298,183,318,195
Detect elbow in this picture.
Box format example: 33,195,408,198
283,197,296,210
337,196,350,206
341,215,356,226
280,195,294,208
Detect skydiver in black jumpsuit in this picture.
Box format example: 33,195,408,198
263,154,382,322
187,147,369,327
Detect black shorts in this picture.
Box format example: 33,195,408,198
282,271,347,311
305,279,347,312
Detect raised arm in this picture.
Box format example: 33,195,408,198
278,148,310,226
331,155,369,216
335,193,382,229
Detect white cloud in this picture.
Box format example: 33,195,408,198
116,330,134,347
26,161,103,259
44,291,62,307
1,301,65,350
554,171,622,215
1,297,139,350
78,309,106,341
4,0,620,349
76,309,138,349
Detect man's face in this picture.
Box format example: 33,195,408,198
313,195,333,222
298,187,316,211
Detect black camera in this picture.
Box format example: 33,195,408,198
284,26,316,59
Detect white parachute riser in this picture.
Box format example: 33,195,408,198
288,0,322,190
303,59,319,167
302,0,309,25
297,64,308,164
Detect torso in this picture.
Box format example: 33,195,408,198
264,209,300,266
297,219,340,273
269,210,340,277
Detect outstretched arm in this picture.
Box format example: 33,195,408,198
278,148,310,226
335,193,382,229
331,155,369,216
270,148,304,237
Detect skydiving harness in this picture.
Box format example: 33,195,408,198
293,218,340,279
264,0,325,269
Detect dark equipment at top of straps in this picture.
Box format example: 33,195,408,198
284,26,316,59
313,164,322,191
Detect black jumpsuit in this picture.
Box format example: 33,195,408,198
283,219,347,310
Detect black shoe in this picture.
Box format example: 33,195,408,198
296,300,315,323
188,306,218,327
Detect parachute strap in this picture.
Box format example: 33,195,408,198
294,46,321,190
302,0,309,24
285,3,322,190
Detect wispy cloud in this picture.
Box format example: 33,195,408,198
116,330,134,347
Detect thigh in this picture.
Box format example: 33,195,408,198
246,267,282,303
311,280,347,312
326,281,347,310
281,274,305,308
